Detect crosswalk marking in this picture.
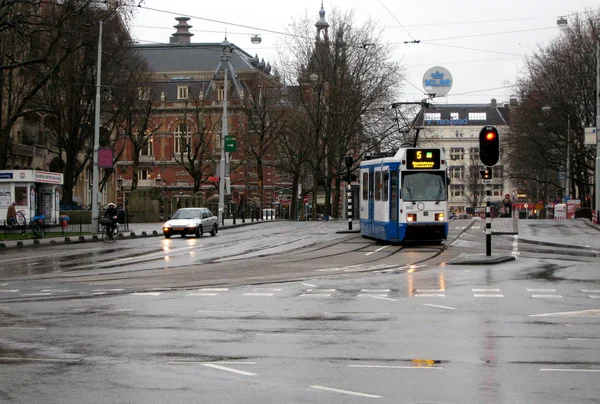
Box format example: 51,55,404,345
532,295,563,299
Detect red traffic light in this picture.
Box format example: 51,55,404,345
485,132,496,141
478,126,500,166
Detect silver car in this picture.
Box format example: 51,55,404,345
162,208,218,238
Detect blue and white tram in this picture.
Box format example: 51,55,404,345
359,147,449,243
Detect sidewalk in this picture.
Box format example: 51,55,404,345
0,217,272,249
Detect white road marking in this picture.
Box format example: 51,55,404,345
300,293,331,297
532,295,563,299
197,288,229,292
423,304,456,310
350,364,443,370
361,289,390,293
512,235,519,256
200,363,256,376
256,333,335,337
358,295,398,302
0,283,7,286
415,294,446,297
567,338,600,341
416,289,445,292
474,294,504,298
0,357,82,363
472,289,500,292
197,310,261,314
540,368,600,373
306,288,336,292
302,283,317,288
20,293,52,297
130,292,162,296
1,326,47,330
187,293,219,296
530,309,600,317
252,288,282,292
72,309,133,313
324,312,390,316
88,281,123,285
243,293,274,296
357,294,388,298
310,385,382,398
527,289,556,292
581,289,600,293
590,295,600,299
92,289,124,292
0,290,19,293
170,361,256,365
41,289,70,293
366,246,388,256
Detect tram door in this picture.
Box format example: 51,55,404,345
388,170,399,239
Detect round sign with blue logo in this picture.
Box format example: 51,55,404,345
422,66,453,97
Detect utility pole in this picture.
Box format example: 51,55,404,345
91,21,103,232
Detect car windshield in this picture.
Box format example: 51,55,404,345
171,209,201,220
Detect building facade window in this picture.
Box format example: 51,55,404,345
450,184,464,198
424,112,441,121
138,169,150,180
141,139,153,156
174,123,192,154
492,185,503,197
177,85,189,100
450,166,464,180
470,147,479,160
450,112,459,120
450,147,464,160
217,86,225,101
468,112,486,120
492,165,503,178
138,87,151,100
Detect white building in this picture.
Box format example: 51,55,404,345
418,99,516,215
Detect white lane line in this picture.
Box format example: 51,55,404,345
0,290,19,293
350,364,443,370
169,361,256,365
300,293,331,297
252,288,282,292
361,289,391,293
472,289,501,292
540,368,600,373
302,283,317,288
423,304,456,310
243,293,274,296
197,310,262,314
1,326,47,330
581,290,600,293
416,289,445,293
20,293,52,297
72,309,133,313
310,385,382,398
474,294,504,298
567,338,600,341
40,289,70,293
92,289,124,292
130,292,162,296
88,281,123,285
528,289,556,292
532,295,563,299
358,295,398,302
415,294,445,297
0,357,82,363
0,283,7,286
200,363,256,376
590,295,600,299
365,246,388,256
198,288,229,292
306,289,336,292
324,312,391,316
187,293,219,296
511,235,519,256
256,333,335,337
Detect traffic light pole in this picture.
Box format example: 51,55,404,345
485,182,492,256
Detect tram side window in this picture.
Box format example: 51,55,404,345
15,186,28,206
382,171,389,201
390,171,398,222
362,172,369,200
375,171,381,200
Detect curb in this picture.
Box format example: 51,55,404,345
447,253,516,265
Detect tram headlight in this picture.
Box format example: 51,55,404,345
435,213,445,222
407,213,417,222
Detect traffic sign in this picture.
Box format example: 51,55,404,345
303,195,309,203
208,176,219,182
224,135,236,152
505,194,510,199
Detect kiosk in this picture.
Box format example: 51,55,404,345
0,170,63,224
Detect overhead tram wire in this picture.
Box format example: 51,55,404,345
376,0,418,42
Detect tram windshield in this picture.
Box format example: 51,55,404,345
402,171,447,203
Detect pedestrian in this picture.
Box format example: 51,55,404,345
6,201,17,226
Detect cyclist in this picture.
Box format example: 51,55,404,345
103,203,119,236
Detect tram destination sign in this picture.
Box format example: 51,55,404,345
405,149,441,170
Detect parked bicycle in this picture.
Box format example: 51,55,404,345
10,211,44,238
99,216,119,242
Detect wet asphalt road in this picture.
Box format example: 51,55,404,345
0,219,599,403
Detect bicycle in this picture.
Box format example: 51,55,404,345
10,211,43,238
100,217,119,242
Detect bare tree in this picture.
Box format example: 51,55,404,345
463,154,485,210
280,7,403,219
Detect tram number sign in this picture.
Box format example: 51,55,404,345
405,149,441,170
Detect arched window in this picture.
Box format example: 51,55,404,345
174,123,192,154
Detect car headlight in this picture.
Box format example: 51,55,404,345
186,224,197,228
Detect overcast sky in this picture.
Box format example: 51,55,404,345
130,0,600,106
